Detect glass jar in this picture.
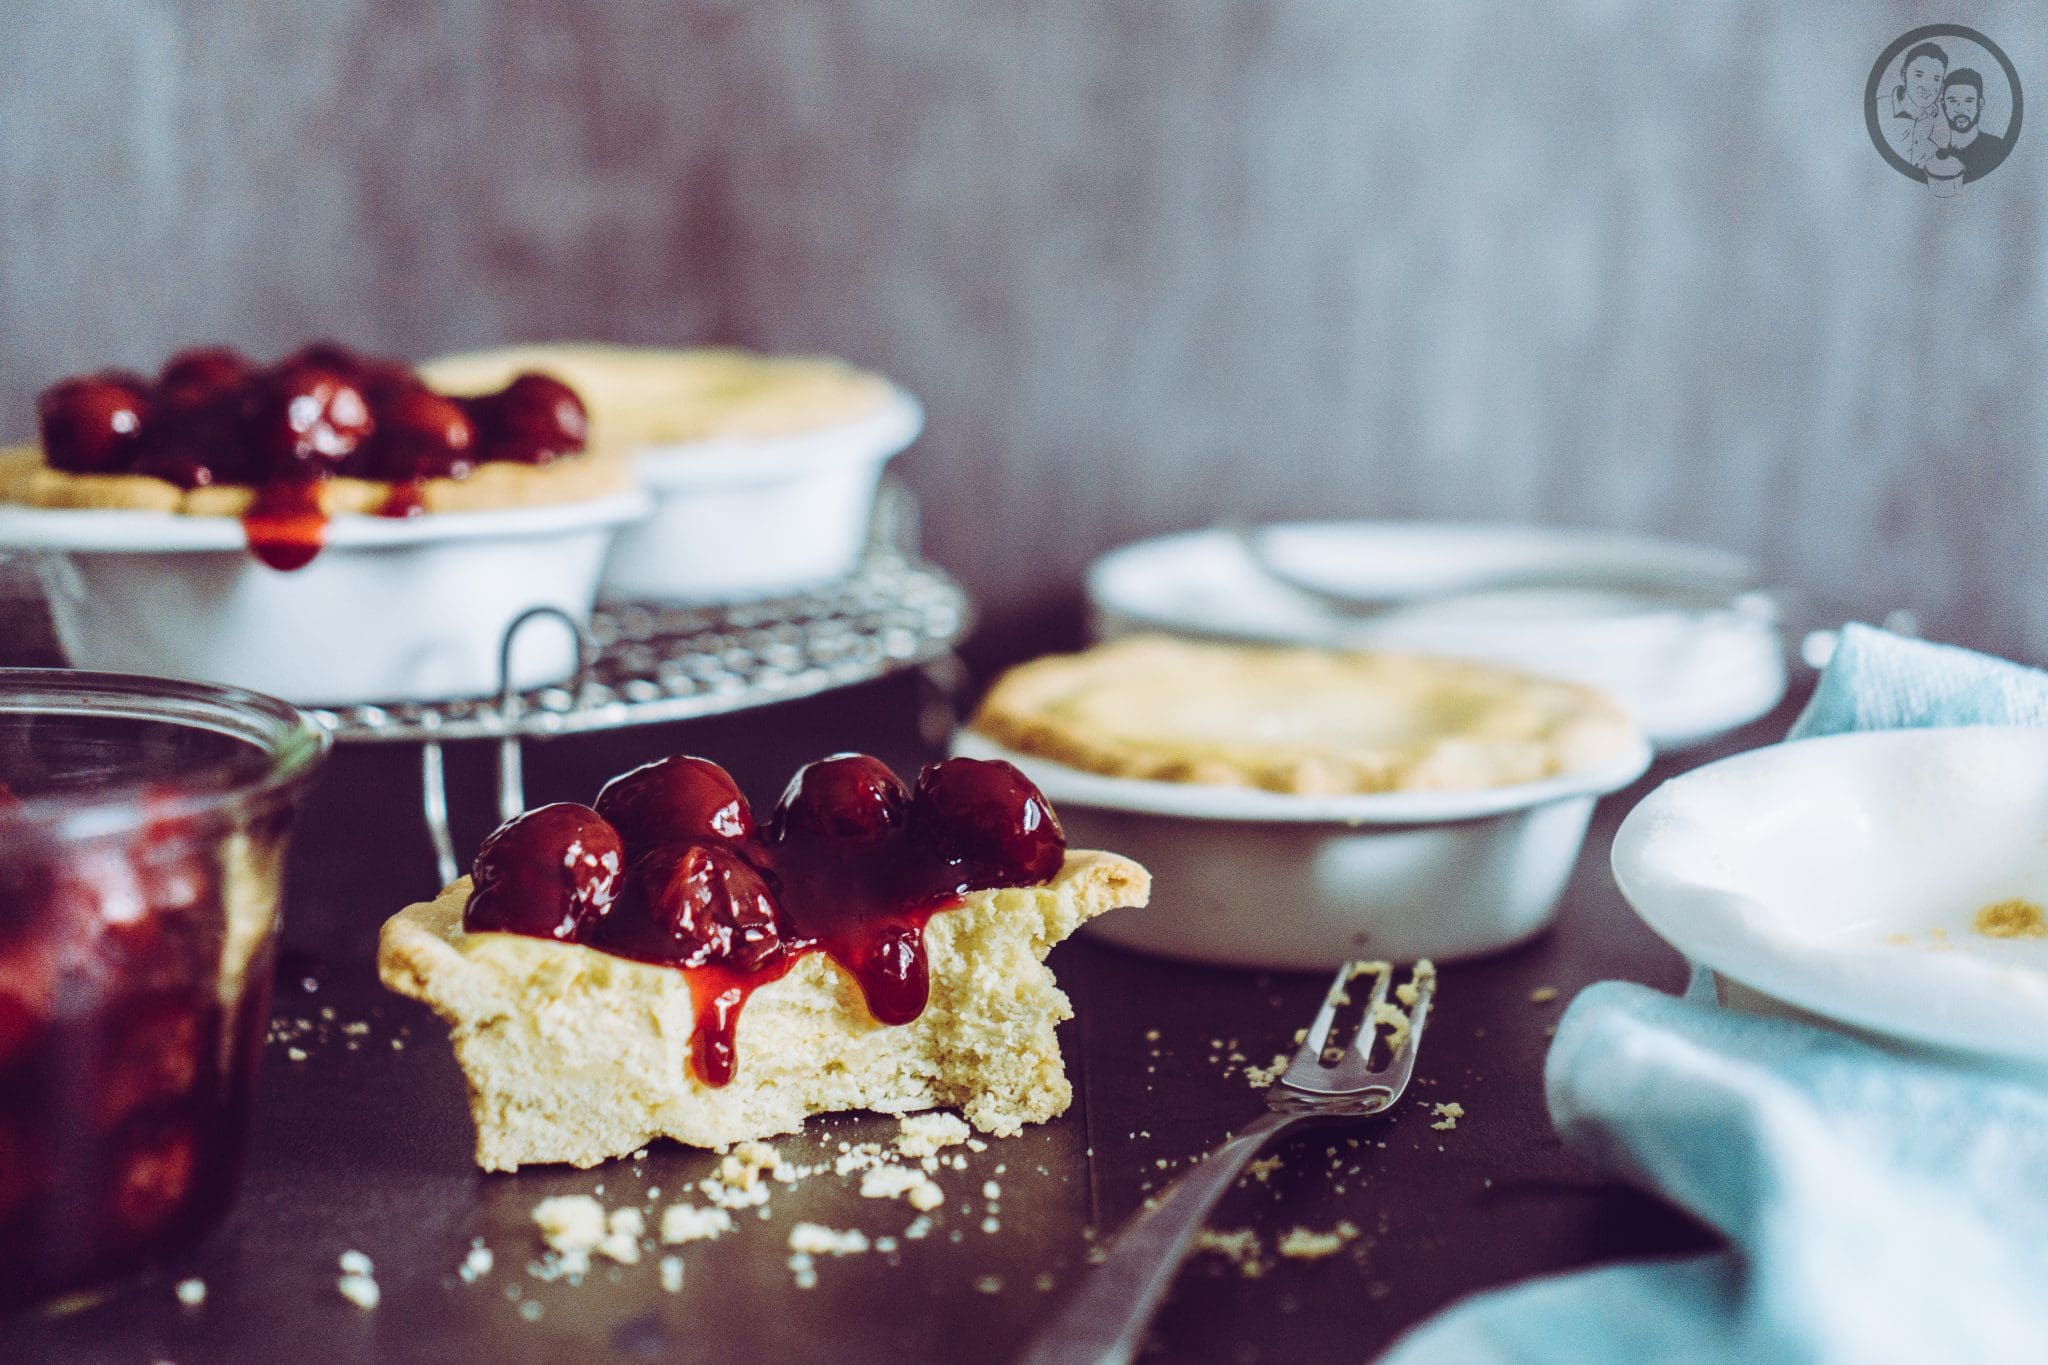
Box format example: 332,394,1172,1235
0,669,329,1308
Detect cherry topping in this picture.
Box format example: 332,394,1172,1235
464,803,624,941
772,754,911,846
472,372,588,463
595,755,756,851
37,375,150,474
359,383,477,482
912,758,1065,884
612,841,783,971
156,346,252,406
463,751,1070,1090
242,362,375,479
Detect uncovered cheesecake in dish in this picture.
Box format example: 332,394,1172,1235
962,636,1649,966
421,344,922,602
378,752,1148,1170
0,343,647,704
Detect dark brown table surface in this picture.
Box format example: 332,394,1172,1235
0,657,1791,1364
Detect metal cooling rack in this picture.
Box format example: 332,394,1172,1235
305,551,969,744
309,551,972,885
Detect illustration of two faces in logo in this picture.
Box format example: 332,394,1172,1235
1882,40,2009,198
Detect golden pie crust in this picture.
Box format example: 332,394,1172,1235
419,344,895,452
0,444,631,516
971,636,1641,796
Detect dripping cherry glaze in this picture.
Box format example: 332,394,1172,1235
464,757,1063,1089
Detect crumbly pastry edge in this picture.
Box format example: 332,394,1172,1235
969,636,1642,796
0,443,631,516
376,849,1149,1168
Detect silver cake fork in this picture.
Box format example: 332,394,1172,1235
1019,960,1436,1365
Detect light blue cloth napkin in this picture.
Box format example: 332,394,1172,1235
1381,623,2048,1365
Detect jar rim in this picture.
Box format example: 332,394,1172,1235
0,668,332,842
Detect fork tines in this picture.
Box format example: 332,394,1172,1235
1277,959,1435,1098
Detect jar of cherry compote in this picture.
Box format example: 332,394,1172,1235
0,669,328,1309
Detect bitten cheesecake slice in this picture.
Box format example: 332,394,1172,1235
376,752,1148,1171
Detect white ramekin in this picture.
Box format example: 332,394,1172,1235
1612,725,2048,1077
954,731,1653,968
0,493,650,706
599,390,923,602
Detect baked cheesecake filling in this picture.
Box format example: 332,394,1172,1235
32,342,591,569
461,753,1066,1088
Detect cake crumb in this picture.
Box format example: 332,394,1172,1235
1973,899,2048,939
896,1112,971,1157
1529,986,1559,1005
1278,1221,1359,1260
788,1223,870,1257
660,1203,735,1245
1192,1227,1265,1278
287,1047,307,1062
975,1275,1003,1294
174,1277,206,1307
1243,1053,1291,1088
600,1207,644,1264
1431,1102,1466,1131
660,1256,684,1293
860,1164,945,1209
1245,1155,1284,1182
532,1196,606,1257
337,1273,380,1309
459,1241,494,1282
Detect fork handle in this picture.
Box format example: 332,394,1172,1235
1018,1109,1305,1365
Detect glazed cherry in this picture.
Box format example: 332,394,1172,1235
613,841,782,971
156,346,252,406
912,758,1065,884
37,375,150,474
474,372,588,463
594,755,755,852
242,362,376,479
464,803,624,941
772,754,912,846
360,383,477,482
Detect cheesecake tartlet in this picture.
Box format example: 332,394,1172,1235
961,636,1649,966
0,343,647,704
379,752,1148,1169
422,344,922,602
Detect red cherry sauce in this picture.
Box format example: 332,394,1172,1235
240,479,327,571
33,346,589,571
465,755,1065,1088
0,745,280,1305
375,480,429,520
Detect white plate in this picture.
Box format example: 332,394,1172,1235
601,389,924,602
1087,522,1788,751
1612,726,2048,1072
957,731,1652,968
2,493,650,706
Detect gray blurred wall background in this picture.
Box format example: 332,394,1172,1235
2,1,2042,661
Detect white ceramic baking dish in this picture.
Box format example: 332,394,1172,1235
0,492,649,706
954,730,1653,968
1613,726,2048,1077
1087,523,1787,752
599,389,923,602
